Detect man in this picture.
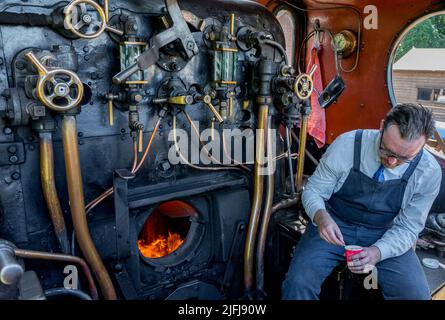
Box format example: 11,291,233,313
282,103,442,300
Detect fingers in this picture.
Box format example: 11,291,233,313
319,224,344,246
333,226,345,246
347,251,371,274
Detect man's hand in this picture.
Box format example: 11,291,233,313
314,210,345,247
347,246,381,274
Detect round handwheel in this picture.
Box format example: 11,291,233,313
293,73,314,100
36,69,84,112
64,0,107,39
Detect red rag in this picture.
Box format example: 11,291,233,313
306,46,326,148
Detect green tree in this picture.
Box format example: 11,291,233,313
395,14,445,61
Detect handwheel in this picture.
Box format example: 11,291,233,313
64,0,107,39
25,52,84,112
293,73,314,100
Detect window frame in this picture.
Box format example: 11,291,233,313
274,5,298,66
387,10,445,108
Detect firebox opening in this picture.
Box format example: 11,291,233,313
138,200,198,259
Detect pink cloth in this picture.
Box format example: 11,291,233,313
306,46,326,148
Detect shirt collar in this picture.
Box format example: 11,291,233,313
374,131,382,163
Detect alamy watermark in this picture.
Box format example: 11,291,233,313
168,122,277,176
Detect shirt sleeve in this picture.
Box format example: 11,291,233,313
372,160,442,261
302,132,352,224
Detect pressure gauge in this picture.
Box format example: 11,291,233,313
333,30,358,57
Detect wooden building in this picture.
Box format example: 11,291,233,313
393,48,445,122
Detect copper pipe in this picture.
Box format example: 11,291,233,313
133,117,161,173
221,126,253,171
131,140,139,172
85,118,161,213
39,132,70,254
255,115,275,293
296,115,309,193
14,248,98,300
290,130,319,166
244,104,268,290
62,115,116,300
172,115,240,172
271,195,300,214
183,110,247,171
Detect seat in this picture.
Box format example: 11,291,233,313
320,263,384,300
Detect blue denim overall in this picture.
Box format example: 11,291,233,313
282,130,430,300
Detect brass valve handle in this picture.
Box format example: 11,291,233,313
106,93,118,126
64,0,123,39
198,95,224,124
25,52,84,112
293,65,317,101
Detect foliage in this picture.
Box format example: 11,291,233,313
395,14,445,61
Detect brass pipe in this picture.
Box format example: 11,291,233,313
61,115,116,300
39,132,70,254
104,0,109,22
296,114,309,193
243,103,268,290
138,128,143,153
230,13,235,36
255,115,275,293
14,248,99,300
108,99,114,126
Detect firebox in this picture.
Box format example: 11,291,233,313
99,171,252,300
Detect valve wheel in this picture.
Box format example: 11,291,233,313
64,0,107,39
294,73,314,100
37,70,84,112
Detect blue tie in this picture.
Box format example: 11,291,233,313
373,164,385,182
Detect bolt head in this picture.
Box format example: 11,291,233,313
7,146,17,154
9,155,18,163
11,172,20,180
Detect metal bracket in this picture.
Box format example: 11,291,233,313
113,168,135,261
112,0,199,84
0,142,25,166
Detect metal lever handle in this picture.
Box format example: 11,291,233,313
113,62,140,85
106,93,118,126
197,95,224,123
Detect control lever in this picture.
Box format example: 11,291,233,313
112,0,199,84
105,93,118,126
196,95,224,123
64,0,124,39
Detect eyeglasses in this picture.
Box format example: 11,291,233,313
378,133,417,164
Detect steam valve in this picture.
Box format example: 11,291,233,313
64,0,123,39
25,52,84,112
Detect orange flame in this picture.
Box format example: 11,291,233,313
138,231,184,258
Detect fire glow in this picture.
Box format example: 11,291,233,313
138,200,196,259
138,231,184,258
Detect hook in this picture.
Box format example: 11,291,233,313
314,19,321,50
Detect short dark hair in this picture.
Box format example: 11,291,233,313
383,103,435,140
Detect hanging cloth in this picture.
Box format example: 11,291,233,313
306,45,326,148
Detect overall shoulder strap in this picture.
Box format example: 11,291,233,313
353,130,363,171
401,149,424,182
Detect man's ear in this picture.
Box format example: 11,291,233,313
379,120,384,131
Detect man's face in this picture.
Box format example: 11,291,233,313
378,124,426,169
